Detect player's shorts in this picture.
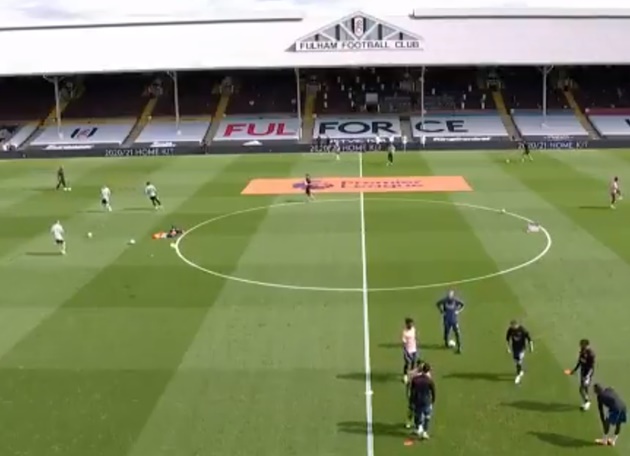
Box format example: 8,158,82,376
305,185,312,196
607,409,627,426
387,153,393,161
413,402,433,420
512,348,525,362
444,320,459,332
54,238,64,245
149,196,158,203
580,370,593,387
101,198,109,205
403,350,418,366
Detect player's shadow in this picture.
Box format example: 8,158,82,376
378,342,445,351
579,205,609,210
25,252,61,257
443,372,513,382
528,431,596,448
503,400,574,413
337,371,399,384
121,207,156,212
337,421,410,438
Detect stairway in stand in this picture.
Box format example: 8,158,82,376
492,90,521,140
123,96,159,146
300,87,317,144
205,84,232,143
563,90,600,139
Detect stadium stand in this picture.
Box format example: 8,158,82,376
0,77,55,122
152,73,223,118
570,66,630,109
500,67,568,111
1,67,628,147
62,75,151,119
311,67,494,116
226,71,300,115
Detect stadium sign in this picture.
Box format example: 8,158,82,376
293,12,423,53
214,117,300,141
410,115,509,138
314,117,402,139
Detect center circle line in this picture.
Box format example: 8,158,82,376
173,197,552,293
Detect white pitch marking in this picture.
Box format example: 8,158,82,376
173,198,552,293
358,153,374,456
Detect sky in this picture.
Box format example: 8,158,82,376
3,0,629,26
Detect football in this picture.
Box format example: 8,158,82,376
448,339,457,348
87,232,93,238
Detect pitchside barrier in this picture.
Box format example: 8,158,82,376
7,137,630,159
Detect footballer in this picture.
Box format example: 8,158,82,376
409,362,435,440
520,139,533,162
402,318,418,384
100,185,112,212
50,220,66,255
565,338,596,411
56,166,68,190
594,383,627,446
505,320,533,384
610,176,622,209
304,173,314,200
436,290,464,353
145,181,162,209
386,142,395,166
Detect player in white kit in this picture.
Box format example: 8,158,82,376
145,182,162,209
610,177,622,209
100,185,112,212
50,220,66,255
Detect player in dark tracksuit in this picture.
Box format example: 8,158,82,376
594,384,627,446
436,290,464,353
565,338,596,411
409,363,435,440
520,140,533,162
506,320,534,385
56,166,67,190
304,174,313,201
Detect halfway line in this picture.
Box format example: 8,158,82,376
359,152,375,456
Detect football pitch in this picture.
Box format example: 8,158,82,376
0,149,629,456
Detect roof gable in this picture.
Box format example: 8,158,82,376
292,11,423,52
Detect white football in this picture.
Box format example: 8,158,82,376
170,243,176,248
129,239,136,245
87,232,93,238
448,339,457,348
67,187,72,191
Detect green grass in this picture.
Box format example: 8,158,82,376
0,149,628,456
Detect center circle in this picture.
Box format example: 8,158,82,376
174,198,552,293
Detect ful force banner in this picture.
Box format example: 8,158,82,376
313,117,402,139
214,117,300,141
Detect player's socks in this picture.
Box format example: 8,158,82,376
515,372,524,384
416,426,424,436
403,374,408,384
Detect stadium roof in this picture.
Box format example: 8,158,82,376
2,8,630,75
